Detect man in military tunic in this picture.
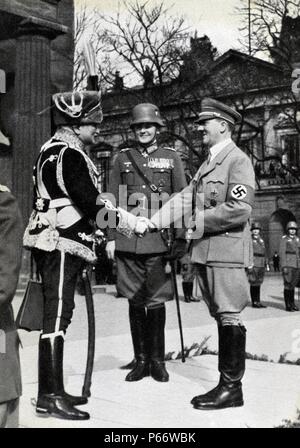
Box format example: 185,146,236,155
247,221,267,308
106,103,187,382
0,185,22,428
279,221,300,312
23,91,144,420
147,98,255,410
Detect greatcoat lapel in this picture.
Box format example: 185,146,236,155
198,142,236,180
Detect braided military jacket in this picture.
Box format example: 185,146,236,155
23,128,102,263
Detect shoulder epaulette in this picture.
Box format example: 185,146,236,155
120,147,131,153
0,184,10,193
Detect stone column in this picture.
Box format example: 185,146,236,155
13,18,64,226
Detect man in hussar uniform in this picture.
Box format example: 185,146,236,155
144,98,255,410
23,91,145,420
279,221,300,312
106,103,187,383
247,221,267,308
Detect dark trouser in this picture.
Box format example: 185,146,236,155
182,281,193,302
116,251,173,308
250,285,260,303
34,249,84,336
284,289,299,311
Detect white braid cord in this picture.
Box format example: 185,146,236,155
100,198,137,238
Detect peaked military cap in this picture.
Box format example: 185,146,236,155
251,221,262,230
195,98,242,125
52,90,103,127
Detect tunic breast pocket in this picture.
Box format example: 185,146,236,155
205,177,226,206
121,170,135,185
153,169,172,192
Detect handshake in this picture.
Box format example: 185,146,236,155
117,207,157,238
134,217,157,237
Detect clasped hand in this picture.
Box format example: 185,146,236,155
134,217,156,237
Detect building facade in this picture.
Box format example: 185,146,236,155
95,36,300,261
0,0,74,227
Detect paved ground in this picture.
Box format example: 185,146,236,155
14,272,300,428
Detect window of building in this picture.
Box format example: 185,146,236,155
280,133,300,168
90,150,111,193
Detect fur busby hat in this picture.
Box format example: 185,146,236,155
52,91,103,127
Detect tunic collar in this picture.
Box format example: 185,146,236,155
53,127,85,152
137,141,158,157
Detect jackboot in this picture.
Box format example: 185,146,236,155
251,285,266,308
125,304,149,381
36,336,89,420
147,306,169,382
289,289,299,311
284,289,292,311
120,359,137,370
182,282,191,302
187,281,201,302
192,325,246,410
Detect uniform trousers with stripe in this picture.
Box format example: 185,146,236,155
33,249,84,336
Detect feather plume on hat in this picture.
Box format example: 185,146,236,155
81,40,99,91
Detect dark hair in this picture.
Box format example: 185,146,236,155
216,118,234,133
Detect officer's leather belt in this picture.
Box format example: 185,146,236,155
33,197,73,212
204,226,244,238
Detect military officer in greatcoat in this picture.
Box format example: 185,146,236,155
145,98,255,410
23,91,145,420
0,185,22,428
247,221,267,308
105,103,187,383
279,221,300,312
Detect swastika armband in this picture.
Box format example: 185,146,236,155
226,183,254,206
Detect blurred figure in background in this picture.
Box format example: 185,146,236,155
247,222,267,308
272,251,280,272
279,221,300,312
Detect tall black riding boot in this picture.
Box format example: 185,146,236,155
36,336,89,420
182,282,191,302
289,289,299,311
120,359,137,370
284,289,292,311
147,305,169,382
192,325,246,410
251,285,266,308
125,304,149,381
